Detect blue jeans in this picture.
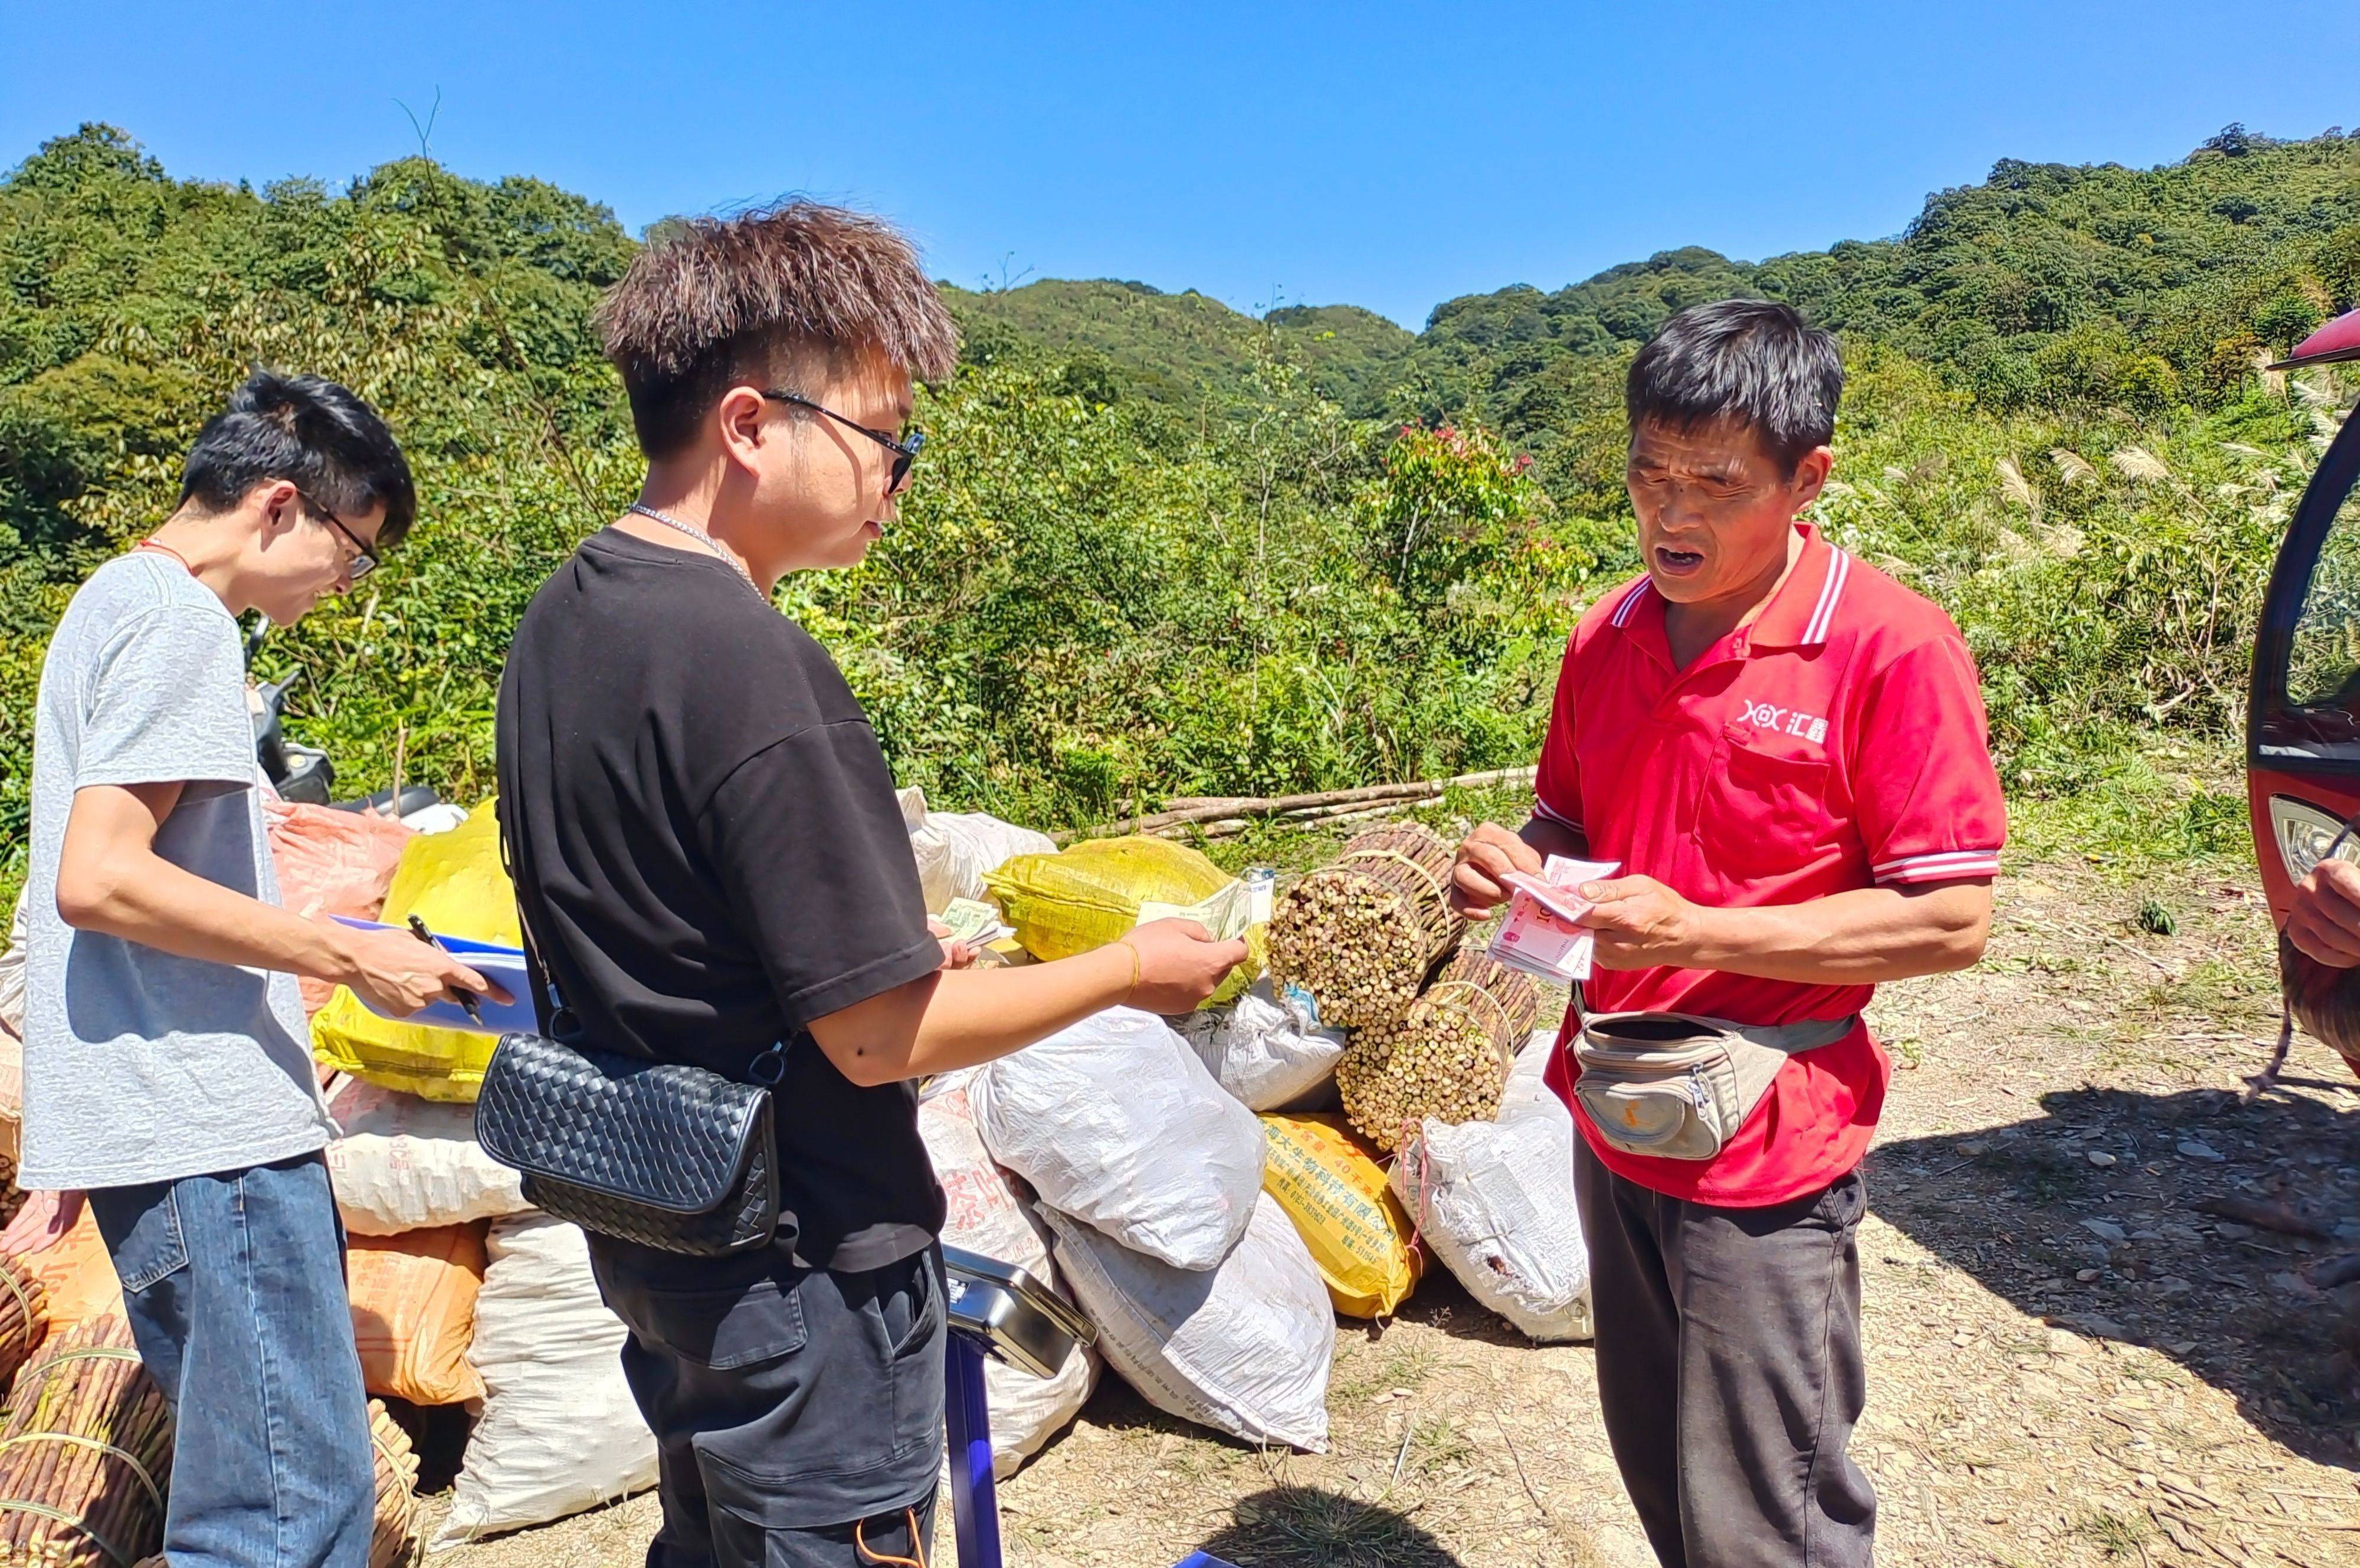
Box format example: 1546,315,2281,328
88,1152,375,1568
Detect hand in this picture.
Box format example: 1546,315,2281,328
1121,918,1251,1013
927,919,981,972
0,1189,81,1255
335,924,513,1019
1451,822,1545,918
2289,858,2360,967
1576,874,1712,971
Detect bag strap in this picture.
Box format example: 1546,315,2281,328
1581,1008,1858,1055
494,799,582,1044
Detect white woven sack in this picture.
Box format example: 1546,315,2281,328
0,891,24,1163
1045,1192,1332,1452
971,1007,1264,1271
1392,1032,1592,1342
324,1078,530,1235
1176,977,1347,1111
0,891,25,1045
917,1078,1099,1476
430,1214,656,1548
898,787,1054,914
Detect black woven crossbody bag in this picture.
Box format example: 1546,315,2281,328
474,809,784,1257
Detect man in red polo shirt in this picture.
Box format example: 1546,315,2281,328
1453,299,2004,1568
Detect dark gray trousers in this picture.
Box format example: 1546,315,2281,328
1573,1138,1876,1568
589,1239,947,1568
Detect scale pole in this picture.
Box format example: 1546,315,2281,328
945,1332,1004,1568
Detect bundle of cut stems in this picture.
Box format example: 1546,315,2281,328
0,1254,49,1400
0,1315,171,1568
366,1399,420,1568
1336,949,1539,1152
1265,823,1464,1028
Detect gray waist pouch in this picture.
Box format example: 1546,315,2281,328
1572,1009,1857,1160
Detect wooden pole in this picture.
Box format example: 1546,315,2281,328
1058,765,1536,844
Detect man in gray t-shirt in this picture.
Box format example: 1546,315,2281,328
27,372,497,1568
25,549,332,1188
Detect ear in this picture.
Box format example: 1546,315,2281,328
1787,446,1834,512
254,480,303,539
715,386,776,477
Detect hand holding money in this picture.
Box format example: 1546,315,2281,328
1450,822,1545,917
1570,874,1706,971
1486,854,1622,983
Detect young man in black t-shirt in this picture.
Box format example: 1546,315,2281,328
496,204,1246,1568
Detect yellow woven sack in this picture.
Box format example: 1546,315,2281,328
1260,1112,1422,1318
312,803,519,1101
984,836,1263,1003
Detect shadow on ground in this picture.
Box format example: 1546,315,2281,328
1867,1077,2360,1468
1194,1486,1466,1568
1383,1269,1542,1351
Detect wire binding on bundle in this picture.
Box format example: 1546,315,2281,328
1265,823,1465,1028
0,1316,172,1568
1336,948,1539,1152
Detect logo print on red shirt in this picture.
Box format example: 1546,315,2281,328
1739,698,1828,745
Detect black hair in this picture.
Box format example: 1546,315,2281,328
1625,300,1843,474
179,370,417,548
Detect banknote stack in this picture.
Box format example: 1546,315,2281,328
1485,857,1619,985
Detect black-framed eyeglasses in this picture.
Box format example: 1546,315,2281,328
297,490,377,580
763,390,926,494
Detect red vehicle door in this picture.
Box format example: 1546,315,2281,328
2248,310,2360,923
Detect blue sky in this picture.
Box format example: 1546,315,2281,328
5,2,2356,329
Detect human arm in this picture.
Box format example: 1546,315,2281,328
703,720,1245,1090
55,780,506,1017
1571,872,1990,982
806,917,1248,1087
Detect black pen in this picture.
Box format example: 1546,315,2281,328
406,914,486,1025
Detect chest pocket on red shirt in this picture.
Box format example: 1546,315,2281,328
1698,727,1837,883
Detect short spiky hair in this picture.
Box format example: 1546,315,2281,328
181,370,417,547
1626,299,1843,474
599,201,960,458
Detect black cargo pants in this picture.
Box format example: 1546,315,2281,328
1573,1138,1876,1568
589,1236,948,1568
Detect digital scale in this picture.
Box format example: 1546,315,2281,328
942,1246,1239,1568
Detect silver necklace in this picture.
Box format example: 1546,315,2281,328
625,503,762,596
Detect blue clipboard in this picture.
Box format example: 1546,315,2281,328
331,916,537,1036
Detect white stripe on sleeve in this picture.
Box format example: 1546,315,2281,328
1533,798,1583,831
1874,848,2002,883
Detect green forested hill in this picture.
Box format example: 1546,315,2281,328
1,121,2354,898
1410,130,2360,485
944,278,1415,411
959,129,2358,483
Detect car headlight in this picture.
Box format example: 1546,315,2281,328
2269,795,2360,882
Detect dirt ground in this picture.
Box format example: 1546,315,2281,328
424,853,2360,1568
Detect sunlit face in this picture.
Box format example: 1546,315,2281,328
245,483,385,624
1625,418,1827,609
747,352,919,572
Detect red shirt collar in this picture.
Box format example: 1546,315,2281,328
1748,526,1846,649
1607,524,1845,664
